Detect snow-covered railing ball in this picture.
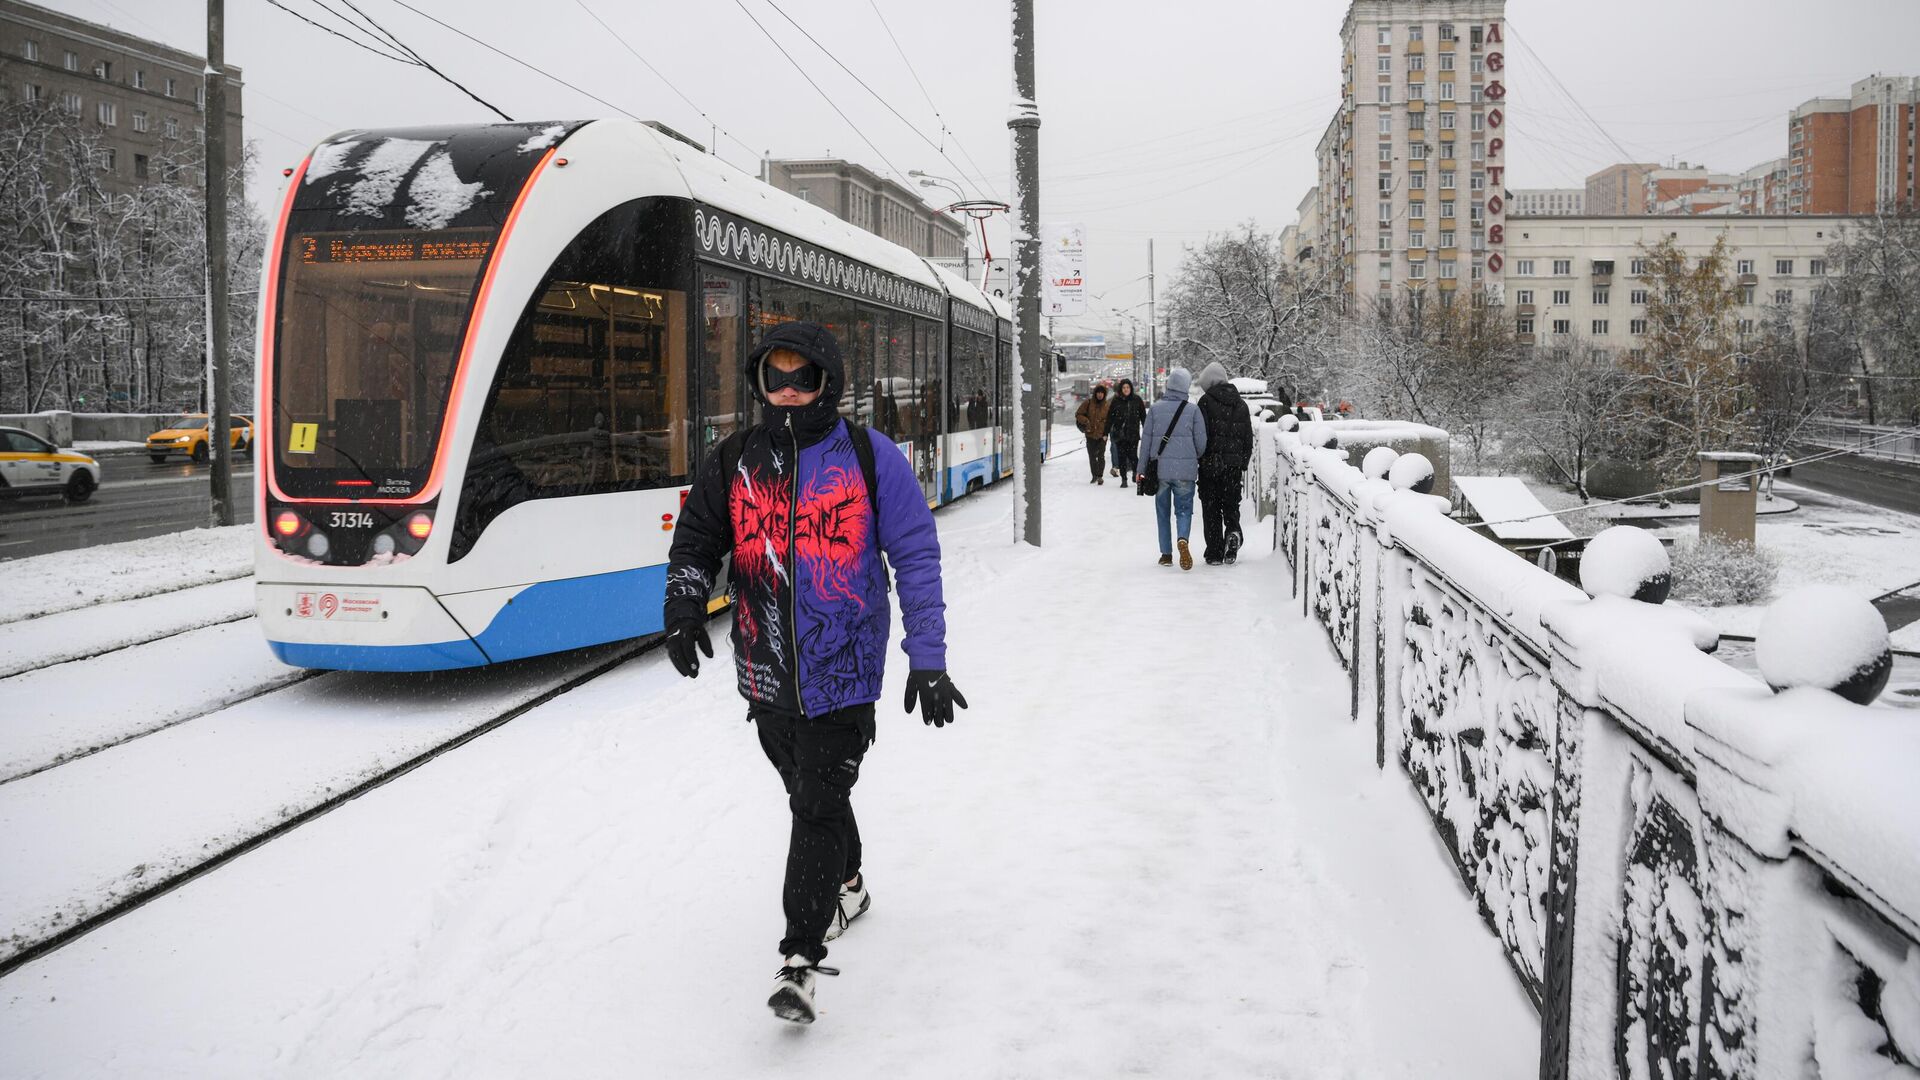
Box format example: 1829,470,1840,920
1277,414,1300,433
1361,445,1399,481
1386,452,1435,494
1578,525,1672,604
1755,584,1893,704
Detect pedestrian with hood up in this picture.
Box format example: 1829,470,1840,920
1138,366,1208,569
1074,383,1113,483
662,320,967,1026
1104,377,1148,486
1195,362,1255,566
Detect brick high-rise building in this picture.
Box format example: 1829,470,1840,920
1787,75,1917,214
1314,0,1511,310
0,0,244,199
1585,162,1656,216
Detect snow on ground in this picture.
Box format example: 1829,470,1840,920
0,525,251,624
0,577,254,679
69,441,146,453
0,453,1538,1079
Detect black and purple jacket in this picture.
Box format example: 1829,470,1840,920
664,325,947,717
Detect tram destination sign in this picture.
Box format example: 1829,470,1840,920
298,229,494,265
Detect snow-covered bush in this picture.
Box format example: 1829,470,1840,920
1669,538,1779,607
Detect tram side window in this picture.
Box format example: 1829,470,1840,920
870,312,906,439
915,318,941,439
700,271,743,452
996,335,1011,427
457,199,688,558
947,329,991,431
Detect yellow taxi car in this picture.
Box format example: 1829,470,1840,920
0,426,102,503
146,413,254,464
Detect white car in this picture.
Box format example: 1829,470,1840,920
0,426,102,503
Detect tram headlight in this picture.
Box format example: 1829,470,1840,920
371,533,396,557
305,531,331,559
404,512,433,541
272,510,306,538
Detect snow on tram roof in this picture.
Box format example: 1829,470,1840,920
630,121,949,296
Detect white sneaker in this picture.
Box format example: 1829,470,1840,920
768,954,838,1025
823,877,871,943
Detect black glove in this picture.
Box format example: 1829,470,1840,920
665,618,713,678
903,669,968,728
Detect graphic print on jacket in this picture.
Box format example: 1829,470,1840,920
726,426,887,714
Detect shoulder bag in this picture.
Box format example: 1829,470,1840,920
1136,401,1187,496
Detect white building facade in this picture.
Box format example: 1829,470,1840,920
1504,215,1861,352
1511,188,1584,216
1316,0,1511,311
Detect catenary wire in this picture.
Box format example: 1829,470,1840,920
263,0,419,65
570,0,761,160
728,0,911,184
268,0,512,121
864,0,1001,201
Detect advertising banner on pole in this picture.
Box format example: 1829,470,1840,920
1039,222,1086,317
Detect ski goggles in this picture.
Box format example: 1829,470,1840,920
759,358,825,396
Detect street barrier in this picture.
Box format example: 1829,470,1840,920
1266,421,1920,1080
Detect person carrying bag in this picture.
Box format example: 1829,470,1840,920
1136,367,1207,569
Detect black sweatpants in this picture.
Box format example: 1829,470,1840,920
1086,436,1108,478
754,703,875,962
1111,437,1140,479
1199,470,1244,562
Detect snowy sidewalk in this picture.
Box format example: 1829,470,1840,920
0,450,1538,1079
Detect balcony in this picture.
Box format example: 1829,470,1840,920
1516,303,1536,316
1517,332,1536,345
1738,272,1758,286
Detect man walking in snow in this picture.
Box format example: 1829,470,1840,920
662,321,967,1025
1139,366,1207,570
1105,377,1148,487
1074,383,1113,484
1195,362,1254,566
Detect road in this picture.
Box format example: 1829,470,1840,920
0,454,255,561
1788,452,1920,517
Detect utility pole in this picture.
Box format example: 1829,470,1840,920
1147,239,1158,399
1008,0,1042,547
204,0,234,526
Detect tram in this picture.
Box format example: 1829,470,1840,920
254,119,1036,671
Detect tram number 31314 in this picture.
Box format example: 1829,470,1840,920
329,511,377,530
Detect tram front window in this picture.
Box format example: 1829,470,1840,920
272,227,494,498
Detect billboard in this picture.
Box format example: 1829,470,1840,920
1039,222,1086,317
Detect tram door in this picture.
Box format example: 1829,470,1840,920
698,269,745,457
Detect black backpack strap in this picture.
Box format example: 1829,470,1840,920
713,428,749,486
847,422,880,518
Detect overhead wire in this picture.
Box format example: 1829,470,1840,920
728,0,911,184
570,0,761,160
864,0,1001,201
263,0,418,65
377,0,653,123
263,0,512,121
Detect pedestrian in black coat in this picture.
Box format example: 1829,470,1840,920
1104,378,1148,485
1194,362,1254,565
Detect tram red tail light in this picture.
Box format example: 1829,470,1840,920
405,512,433,541
273,510,306,537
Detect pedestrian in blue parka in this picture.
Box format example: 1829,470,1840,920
1139,366,1208,570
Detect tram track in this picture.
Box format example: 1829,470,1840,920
0,633,658,978
0,576,256,680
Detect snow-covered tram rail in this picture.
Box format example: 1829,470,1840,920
253,118,1019,673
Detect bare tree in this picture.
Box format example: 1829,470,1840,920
1741,302,1848,496
1163,224,1339,399
1823,211,1920,425
1339,290,1522,470
1623,235,1749,483
1515,336,1637,500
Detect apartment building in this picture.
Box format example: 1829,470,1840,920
1504,215,1859,351
1786,75,1917,214
761,158,968,262
1738,158,1789,215
1585,162,1656,216
1315,0,1511,309
1511,188,1583,216
0,0,244,198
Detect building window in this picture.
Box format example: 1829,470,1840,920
131,110,148,132
21,39,39,61
1440,111,1457,131
194,85,204,109
1470,171,1485,191
1440,260,1458,279
1516,289,1534,305
1409,172,1426,189
1408,24,1424,42
1379,201,1393,222
1736,258,1754,275
1410,82,1426,100
1439,229,1457,248
1379,143,1393,162
1410,261,1427,279
1440,82,1456,101
1552,289,1571,305
1379,174,1394,192
97,102,116,126
1378,85,1392,104
1410,230,1426,248
1408,54,1425,72
1471,140,1485,161
1379,233,1392,251
1379,261,1393,281
1630,258,1647,275
1439,170,1456,189
134,153,149,180
1410,109,1426,129
1378,56,1392,74
1741,285,1756,305
1774,289,1792,306
1631,288,1648,304
1441,198,1457,218
1593,288,1610,305
1409,200,1425,219
1515,259,1535,276
1471,56,1485,75
63,50,78,71
1517,316,1535,334
163,116,179,138
164,77,176,97
97,147,116,172
1469,85,1482,103
1439,23,1456,41
1440,53,1455,72
1410,142,1427,160
1592,320,1609,335
1630,318,1648,335
1553,259,1572,276
1472,261,1485,281
133,70,145,90
1810,258,1826,276
1553,319,1571,335
92,60,112,80
1378,27,1392,45
60,92,81,115
1775,258,1794,276
1471,26,1485,47
1471,112,1486,133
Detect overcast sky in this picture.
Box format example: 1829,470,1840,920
60,0,1920,346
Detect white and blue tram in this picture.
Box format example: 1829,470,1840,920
254,119,1041,671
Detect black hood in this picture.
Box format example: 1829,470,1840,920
1116,378,1135,395
747,321,845,444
